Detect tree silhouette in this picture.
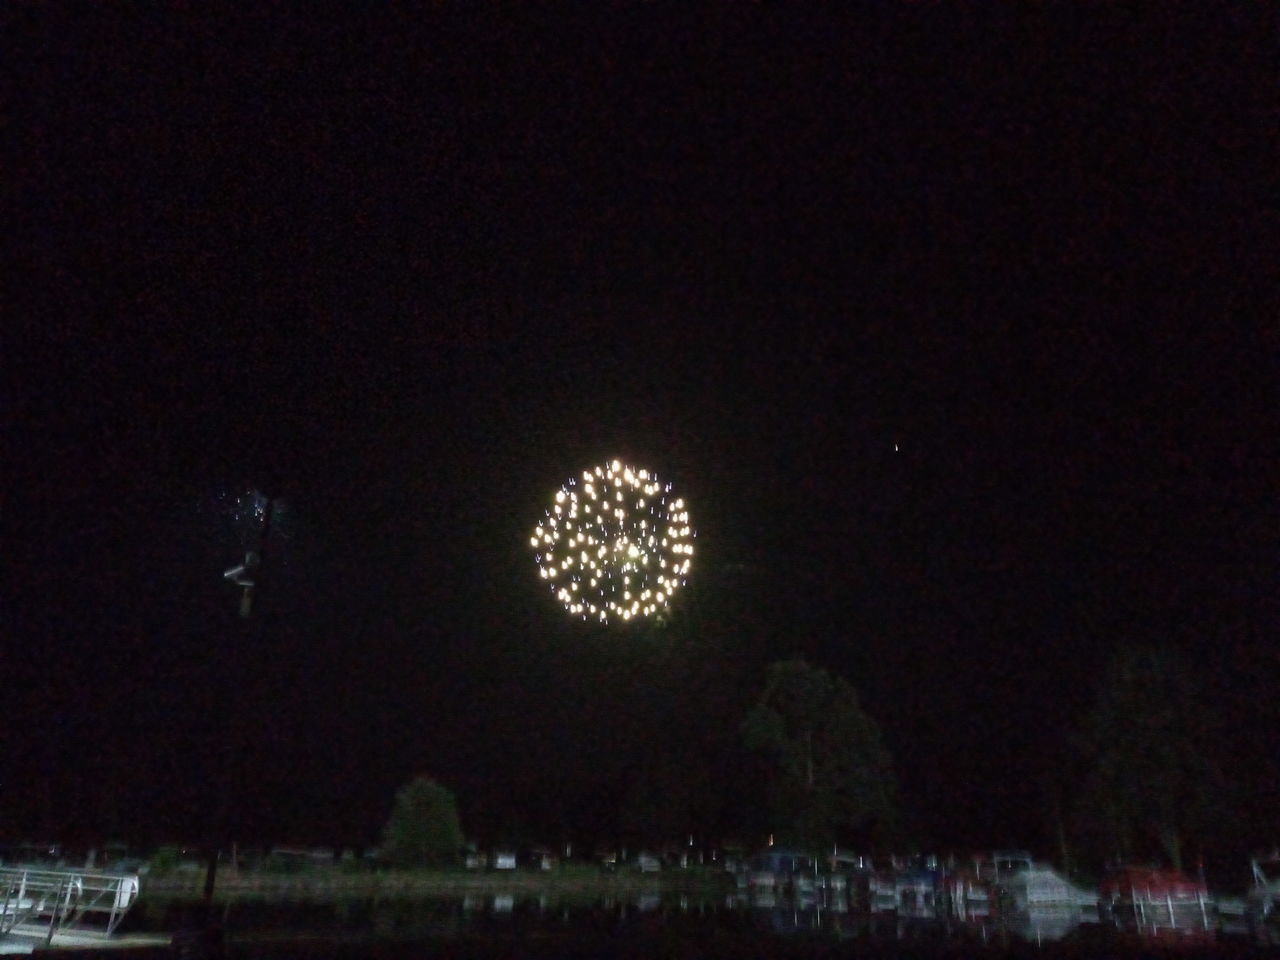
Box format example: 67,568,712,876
381,776,464,867
742,659,896,848
1071,646,1224,871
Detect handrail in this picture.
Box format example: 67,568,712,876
0,865,140,941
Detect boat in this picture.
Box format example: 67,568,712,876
743,849,818,896
827,853,894,914
894,856,943,922
1246,852,1280,946
945,860,994,926
978,850,1098,943
1100,864,1216,945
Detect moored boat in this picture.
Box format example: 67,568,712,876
1100,864,1216,945
1246,853,1280,946
977,850,1097,943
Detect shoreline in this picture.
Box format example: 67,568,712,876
143,868,734,900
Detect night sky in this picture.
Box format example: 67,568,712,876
9,5,1277,865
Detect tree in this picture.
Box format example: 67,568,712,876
1071,646,1224,871
742,659,896,848
381,776,464,868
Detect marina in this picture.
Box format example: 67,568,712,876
1,851,1274,957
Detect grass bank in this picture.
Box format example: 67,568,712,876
144,865,734,901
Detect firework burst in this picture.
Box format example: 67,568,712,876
531,459,694,623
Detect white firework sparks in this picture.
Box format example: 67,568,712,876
531,459,694,623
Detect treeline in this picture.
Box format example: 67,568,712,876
393,642,1244,880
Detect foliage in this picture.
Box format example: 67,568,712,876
620,747,717,846
381,776,464,868
742,659,897,848
147,845,181,875
1070,645,1225,870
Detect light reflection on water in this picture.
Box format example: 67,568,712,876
126,888,1092,946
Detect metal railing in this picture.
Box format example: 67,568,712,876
0,866,139,945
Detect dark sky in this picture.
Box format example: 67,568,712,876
8,5,1277,860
